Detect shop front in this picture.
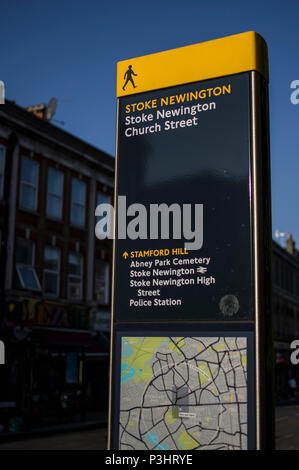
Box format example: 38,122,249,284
0,299,109,433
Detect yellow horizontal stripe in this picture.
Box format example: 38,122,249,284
117,31,268,97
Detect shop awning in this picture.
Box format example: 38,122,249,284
30,327,109,356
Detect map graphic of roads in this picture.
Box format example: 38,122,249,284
119,336,248,450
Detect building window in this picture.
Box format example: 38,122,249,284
46,168,63,219
71,178,86,227
20,156,39,211
16,238,41,291
43,246,60,296
0,146,6,199
95,259,110,305
276,260,280,287
68,252,83,299
96,191,111,238
97,191,111,207
281,264,285,289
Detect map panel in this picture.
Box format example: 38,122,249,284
119,336,248,450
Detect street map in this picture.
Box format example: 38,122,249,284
119,336,248,450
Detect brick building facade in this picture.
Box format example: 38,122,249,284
0,101,114,430
273,235,299,400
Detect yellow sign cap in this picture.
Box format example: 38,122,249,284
117,31,268,97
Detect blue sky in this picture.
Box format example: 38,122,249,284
1,0,299,244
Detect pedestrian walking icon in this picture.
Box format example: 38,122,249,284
123,65,137,91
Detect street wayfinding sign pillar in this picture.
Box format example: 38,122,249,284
108,32,274,450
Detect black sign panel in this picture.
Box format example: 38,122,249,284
114,73,253,323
